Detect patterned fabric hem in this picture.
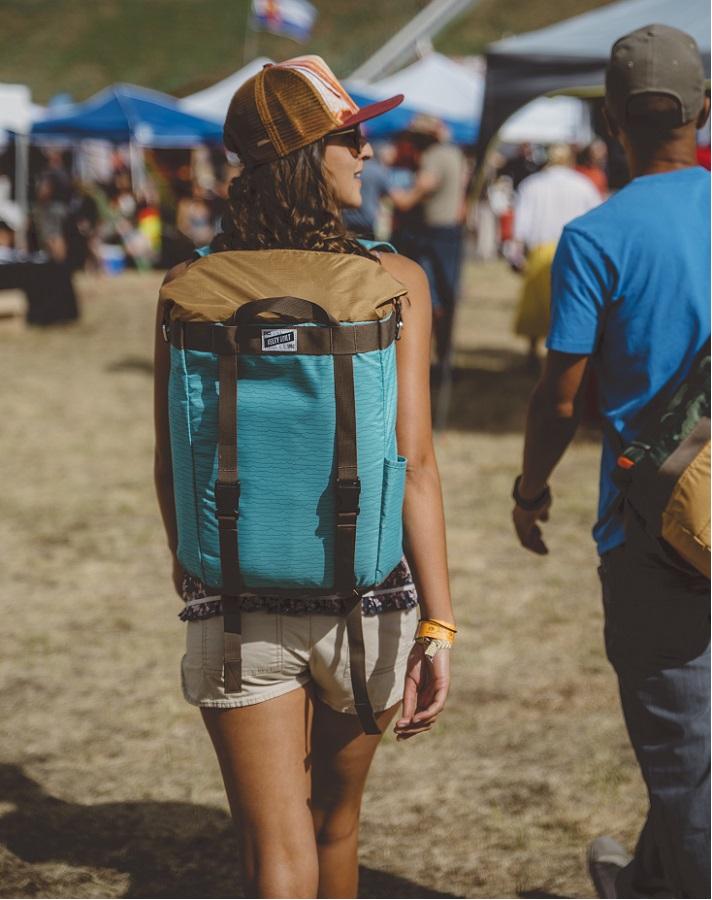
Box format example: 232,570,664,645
178,558,418,621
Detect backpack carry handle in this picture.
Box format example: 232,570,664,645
234,296,338,326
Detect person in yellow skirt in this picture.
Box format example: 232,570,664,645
511,144,601,367
514,240,558,365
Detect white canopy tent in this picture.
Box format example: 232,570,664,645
179,57,273,122
0,84,48,139
0,84,43,250
179,51,592,147
500,95,593,146
348,52,597,145
347,53,484,130
0,83,38,138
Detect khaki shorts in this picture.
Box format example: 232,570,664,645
181,606,418,713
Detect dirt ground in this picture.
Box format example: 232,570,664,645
0,259,644,899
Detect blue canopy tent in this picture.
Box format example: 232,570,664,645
19,83,224,251
31,83,224,146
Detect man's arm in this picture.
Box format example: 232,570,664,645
513,351,590,554
390,169,439,212
512,221,610,553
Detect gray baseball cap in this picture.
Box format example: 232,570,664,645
605,23,705,126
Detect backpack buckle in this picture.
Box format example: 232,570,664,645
336,477,361,516
161,301,173,343
215,481,241,521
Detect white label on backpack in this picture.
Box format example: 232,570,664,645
261,328,297,352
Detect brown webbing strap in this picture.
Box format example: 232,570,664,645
333,353,359,594
345,596,381,735
222,596,242,694
171,314,397,356
216,351,243,694
332,353,379,734
234,295,338,326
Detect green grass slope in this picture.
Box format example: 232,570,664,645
1,0,613,103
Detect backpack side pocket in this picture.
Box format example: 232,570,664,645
376,456,407,582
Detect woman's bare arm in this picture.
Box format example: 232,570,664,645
380,252,453,625
379,252,453,740
154,263,187,593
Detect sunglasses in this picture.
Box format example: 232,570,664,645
326,125,367,157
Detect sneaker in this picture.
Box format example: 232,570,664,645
587,836,632,899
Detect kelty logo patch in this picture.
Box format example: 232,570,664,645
261,328,297,352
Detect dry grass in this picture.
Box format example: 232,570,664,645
0,258,644,899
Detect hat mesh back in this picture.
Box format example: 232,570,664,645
223,59,367,166
223,77,274,167
261,69,337,158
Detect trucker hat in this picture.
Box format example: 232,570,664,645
605,23,706,126
223,55,404,167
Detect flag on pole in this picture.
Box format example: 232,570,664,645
251,0,318,43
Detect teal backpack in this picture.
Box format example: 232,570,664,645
159,242,408,733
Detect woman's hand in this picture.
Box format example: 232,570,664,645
394,643,450,741
171,556,185,598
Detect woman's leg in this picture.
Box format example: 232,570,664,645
310,699,400,899
201,686,318,899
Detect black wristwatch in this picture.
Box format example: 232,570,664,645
512,475,551,511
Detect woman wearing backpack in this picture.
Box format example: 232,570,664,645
154,57,454,899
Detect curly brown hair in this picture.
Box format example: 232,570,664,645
211,139,374,260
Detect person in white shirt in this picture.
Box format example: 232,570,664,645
511,144,601,367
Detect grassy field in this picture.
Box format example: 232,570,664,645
0,258,644,899
0,0,614,102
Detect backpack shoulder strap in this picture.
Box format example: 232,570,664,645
357,238,397,254
197,240,396,258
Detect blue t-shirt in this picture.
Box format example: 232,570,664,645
547,166,710,555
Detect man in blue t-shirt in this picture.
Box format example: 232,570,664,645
512,25,710,899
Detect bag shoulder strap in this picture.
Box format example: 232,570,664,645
621,336,711,459
598,336,711,531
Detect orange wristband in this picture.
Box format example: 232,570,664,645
426,617,457,634
416,620,456,644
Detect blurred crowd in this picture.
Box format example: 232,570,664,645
0,144,236,273
0,122,621,279
0,118,709,341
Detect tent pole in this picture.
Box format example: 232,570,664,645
14,131,30,254
471,130,501,213
129,140,145,195
349,0,478,81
